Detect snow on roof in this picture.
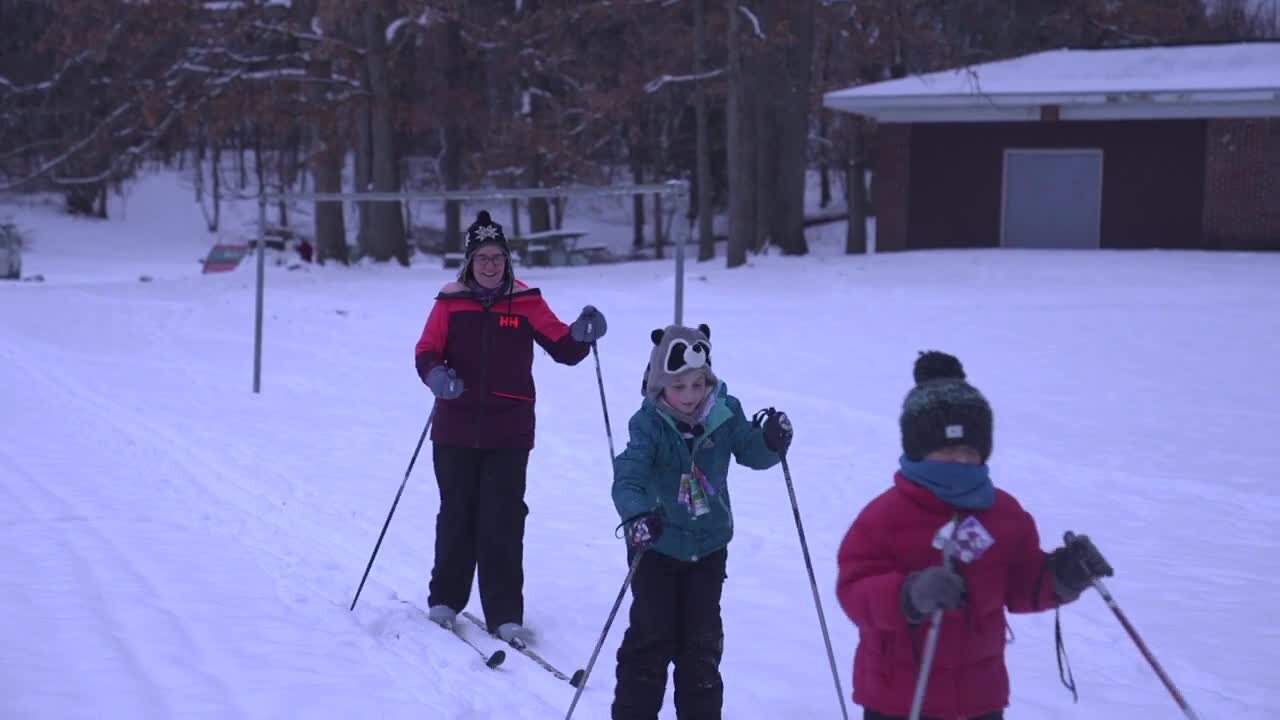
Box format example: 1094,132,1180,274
824,42,1280,123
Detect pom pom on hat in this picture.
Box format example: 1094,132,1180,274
914,350,966,384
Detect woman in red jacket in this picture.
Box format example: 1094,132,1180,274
414,211,605,646
836,351,1113,720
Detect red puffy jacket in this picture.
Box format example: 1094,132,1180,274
836,473,1059,719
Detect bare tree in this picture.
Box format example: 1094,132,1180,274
693,0,716,261
725,0,756,268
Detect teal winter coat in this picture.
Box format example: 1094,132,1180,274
612,382,781,562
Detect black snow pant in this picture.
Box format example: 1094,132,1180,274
426,443,530,633
864,711,1004,720
612,547,728,720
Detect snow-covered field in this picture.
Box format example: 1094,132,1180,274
2,172,1277,719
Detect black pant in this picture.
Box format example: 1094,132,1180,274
427,444,530,632
612,548,728,720
865,711,1004,720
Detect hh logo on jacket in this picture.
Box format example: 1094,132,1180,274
498,314,521,329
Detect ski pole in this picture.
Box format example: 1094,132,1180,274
909,517,961,720
591,341,615,460
780,454,849,720
1064,532,1201,720
349,405,435,612
909,608,945,720
565,548,646,720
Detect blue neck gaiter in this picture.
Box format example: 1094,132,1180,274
899,454,996,511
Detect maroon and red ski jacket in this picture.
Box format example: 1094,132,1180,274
414,280,589,449
836,473,1060,719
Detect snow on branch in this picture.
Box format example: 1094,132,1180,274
738,7,765,39
0,100,136,192
644,67,726,94
386,7,436,46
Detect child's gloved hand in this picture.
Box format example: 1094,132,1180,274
624,512,663,549
901,566,966,623
1049,532,1113,603
753,407,794,455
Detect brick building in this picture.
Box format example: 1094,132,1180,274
823,42,1280,252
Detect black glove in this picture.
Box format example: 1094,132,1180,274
901,566,966,623
622,512,663,549
570,305,607,343
753,407,793,455
1049,532,1113,603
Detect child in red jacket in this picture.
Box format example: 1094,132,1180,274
836,351,1113,720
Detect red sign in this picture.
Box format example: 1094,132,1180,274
203,244,249,274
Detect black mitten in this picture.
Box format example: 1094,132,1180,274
1049,533,1113,603
623,513,663,549
753,408,793,455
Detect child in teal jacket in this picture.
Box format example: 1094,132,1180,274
610,323,793,720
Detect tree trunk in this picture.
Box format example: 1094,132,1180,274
509,199,521,238
254,126,266,198
527,153,551,233
210,141,221,233
774,0,814,256
818,109,832,208
438,19,464,256
653,193,665,260
441,121,462,256
754,91,777,253
238,128,248,190
694,0,715,261
308,58,347,265
845,119,868,255
630,142,645,249
313,144,347,264
726,0,755,268
94,181,108,219
363,4,407,265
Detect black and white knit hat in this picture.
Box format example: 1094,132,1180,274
459,210,513,287
464,210,508,257
900,351,994,463
641,324,718,400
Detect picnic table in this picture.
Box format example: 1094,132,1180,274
514,229,611,267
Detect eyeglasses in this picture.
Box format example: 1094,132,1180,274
472,253,507,267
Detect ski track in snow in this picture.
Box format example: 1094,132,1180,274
0,313,566,719
2,178,1279,719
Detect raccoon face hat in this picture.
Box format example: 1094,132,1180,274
641,324,717,401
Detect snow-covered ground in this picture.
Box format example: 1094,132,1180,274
2,172,1278,719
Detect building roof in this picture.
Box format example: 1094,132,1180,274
824,42,1280,123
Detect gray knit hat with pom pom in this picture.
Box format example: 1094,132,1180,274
900,351,994,462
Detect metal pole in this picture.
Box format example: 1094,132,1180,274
253,196,267,393
269,183,688,204
673,187,687,325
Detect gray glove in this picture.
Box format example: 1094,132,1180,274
901,566,966,623
425,365,464,399
570,305,607,343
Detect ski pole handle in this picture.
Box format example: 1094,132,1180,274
1063,530,1114,577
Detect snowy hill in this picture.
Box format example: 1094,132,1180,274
1,172,1278,719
